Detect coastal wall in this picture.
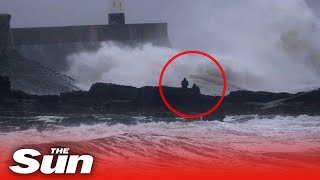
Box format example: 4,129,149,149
0,14,171,94
0,15,78,95
0,14,13,55
12,23,169,45
11,23,170,71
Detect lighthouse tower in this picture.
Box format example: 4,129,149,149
108,0,125,24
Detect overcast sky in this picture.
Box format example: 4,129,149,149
0,0,318,28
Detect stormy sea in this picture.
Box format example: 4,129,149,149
1,1,320,177
1,114,320,172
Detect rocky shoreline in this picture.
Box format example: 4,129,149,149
1,13,320,122
1,77,319,121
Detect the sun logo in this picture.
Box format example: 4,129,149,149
10,148,94,174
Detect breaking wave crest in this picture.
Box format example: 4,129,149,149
66,0,320,95
1,115,320,169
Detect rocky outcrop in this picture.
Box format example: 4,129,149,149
0,76,10,98
0,82,225,120
222,89,320,116
1,80,320,121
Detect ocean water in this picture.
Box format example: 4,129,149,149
1,115,319,171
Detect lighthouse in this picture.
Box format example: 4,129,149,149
108,0,125,24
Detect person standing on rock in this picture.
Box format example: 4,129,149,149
192,83,200,94
181,78,189,89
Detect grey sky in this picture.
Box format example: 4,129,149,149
0,0,318,28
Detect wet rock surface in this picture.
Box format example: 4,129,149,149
1,80,320,122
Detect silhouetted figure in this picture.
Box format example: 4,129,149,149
192,83,200,94
181,78,189,89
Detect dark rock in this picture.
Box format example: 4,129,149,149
1,78,320,121
225,90,291,103
222,89,320,116
0,81,226,121
0,76,11,98
89,83,138,100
